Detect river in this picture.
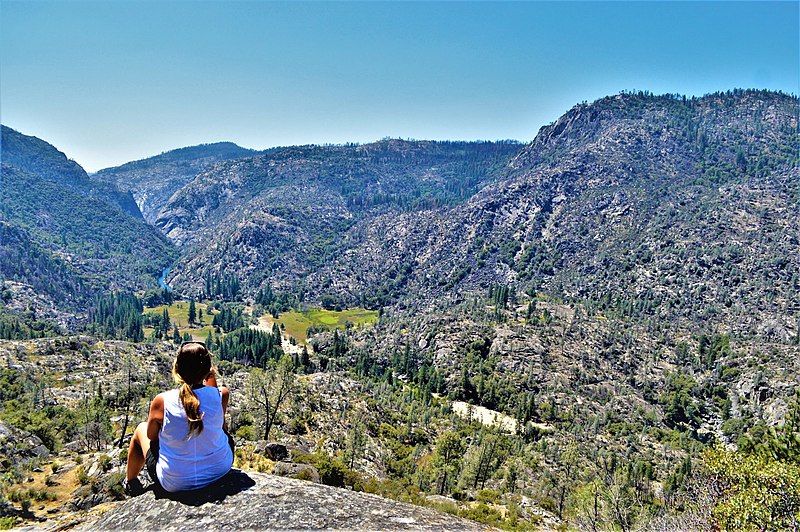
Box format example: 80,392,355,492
158,266,173,291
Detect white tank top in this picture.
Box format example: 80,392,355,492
156,386,233,492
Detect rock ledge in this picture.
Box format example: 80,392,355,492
80,470,488,530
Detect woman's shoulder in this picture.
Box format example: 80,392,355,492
156,388,179,403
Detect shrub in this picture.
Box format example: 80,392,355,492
704,447,800,531
98,455,112,472
315,454,347,488
295,469,316,482
235,424,256,441
76,465,89,485
476,488,501,504
103,472,125,499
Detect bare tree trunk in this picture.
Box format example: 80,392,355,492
117,355,133,447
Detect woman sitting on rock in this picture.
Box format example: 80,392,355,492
123,341,234,495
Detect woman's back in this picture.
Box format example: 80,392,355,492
156,386,233,492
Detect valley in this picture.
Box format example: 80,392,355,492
0,89,798,530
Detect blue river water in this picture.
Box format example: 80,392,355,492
158,266,173,291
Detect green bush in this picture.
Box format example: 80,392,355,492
76,465,89,485
315,454,347,488
103,472,126,499
98,455,112,472
295,469,316,482
235,424,256,441
476,488,501,504
704,447,800,531
721,418,748,438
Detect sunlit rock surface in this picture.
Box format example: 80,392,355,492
82,470,489,531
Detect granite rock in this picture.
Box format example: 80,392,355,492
264,442,289,462
81,470,489,530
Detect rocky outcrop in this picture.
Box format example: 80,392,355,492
0,421,49,468
81,471,488,530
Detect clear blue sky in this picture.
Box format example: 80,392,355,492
1,1,798,171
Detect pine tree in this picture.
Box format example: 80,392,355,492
162,308,171,332
188,299,197,324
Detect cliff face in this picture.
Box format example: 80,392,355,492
81,471,489,531
95,142,257,223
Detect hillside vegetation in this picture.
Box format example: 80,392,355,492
0,89,798,530
0,126,177,334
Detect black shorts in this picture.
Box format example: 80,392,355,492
145,432,235,487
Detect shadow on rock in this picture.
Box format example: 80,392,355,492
152,469,256,506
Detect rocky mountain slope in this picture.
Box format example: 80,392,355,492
0,126,177,315
149,90,797,340
154,139,521,298
96,142,256,223
305,91,799,336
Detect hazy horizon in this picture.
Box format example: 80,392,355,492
2,1,798,172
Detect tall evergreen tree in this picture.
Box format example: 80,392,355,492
188,299,197,324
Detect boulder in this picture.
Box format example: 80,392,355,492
272,462,320,483
264,442,289,461
63,440,84,453
252,440,289,459
30,445,50,459
81,470,488,530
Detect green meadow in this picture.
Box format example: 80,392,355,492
142,300,217,341
274,308,379,342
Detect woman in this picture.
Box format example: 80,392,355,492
124,341,234,495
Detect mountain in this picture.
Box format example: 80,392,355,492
303,90,799,335
95,142,257,222
154,139,522,299
1,125,141,217
0,125,177,312
154,90,798,338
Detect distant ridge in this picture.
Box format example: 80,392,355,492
95,141,257,222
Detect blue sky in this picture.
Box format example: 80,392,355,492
1,1,798,171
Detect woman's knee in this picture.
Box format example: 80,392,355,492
134,421,148,438
132,422,148,445
132,421,152,455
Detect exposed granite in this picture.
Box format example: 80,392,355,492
81,470,489,530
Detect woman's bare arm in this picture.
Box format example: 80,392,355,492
220,386,229,431
204,366,219,388
146,394,164,441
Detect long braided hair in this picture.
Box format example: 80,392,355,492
172,342,212,437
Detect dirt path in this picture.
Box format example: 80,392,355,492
250,314,309,356
451,401,556,435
